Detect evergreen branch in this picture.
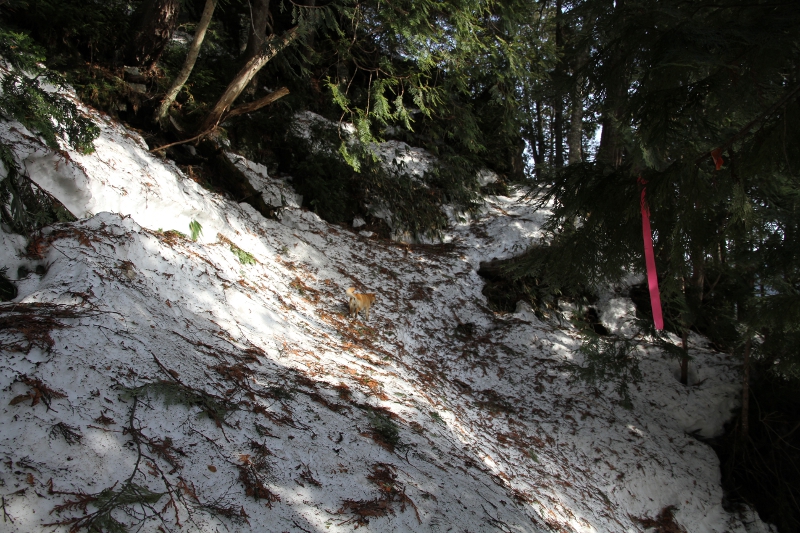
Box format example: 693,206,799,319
1,495,14,523
0,303,87,355
0,145,77,236
47,388,242,531
49,422,83,445
46,398,167,532
696,81,800,166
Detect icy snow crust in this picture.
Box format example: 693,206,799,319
0,109,770,532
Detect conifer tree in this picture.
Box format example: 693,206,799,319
509,2,800,525
517,0,799,384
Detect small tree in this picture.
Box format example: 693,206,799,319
154,0,217,128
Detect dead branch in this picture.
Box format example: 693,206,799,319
198,27,299,132
148,127,217,153
223,87,290,120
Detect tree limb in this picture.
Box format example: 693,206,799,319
198,27,299,133
696,81,800,167
148,127,216,153
148,88,288,153
223,87,290,120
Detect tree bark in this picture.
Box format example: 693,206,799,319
199,27,299,133
218,6,246,57
553,0,564,169
567,99,583,165
596,65,628,168
154,0,217,128
534,99,546,177
680,329,689,385
567,43,588,165
224,87,290,120
244,0,271,61
242,0,271,95
740,337,752,440
596,3,629,168
509,138,526,181
127,0,182,71
738,270,755,441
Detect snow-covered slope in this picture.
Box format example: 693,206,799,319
0,108,771,532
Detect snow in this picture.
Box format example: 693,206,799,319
0,101,775,532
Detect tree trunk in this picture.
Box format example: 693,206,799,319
567,98,583,165
680,329,689,385
219,6,246,57
127,0,182,71
738,271,755,441
596,3,629,169
740,337,752,440
199,27,299,133
154,0,217,128
534,99,546,177
596,66,628,168
567,43,588,165
242,0,271,95
553,0,564,169
694,254,705,302
509,138,526,181
244,0,271,61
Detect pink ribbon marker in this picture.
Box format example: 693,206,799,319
639,177,664,330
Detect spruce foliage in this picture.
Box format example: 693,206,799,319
0,27,98,153
0,26,93,235
515,1,800,528
2,1,545,238
0,144,76,234
1,0,131,65
567,337,642,409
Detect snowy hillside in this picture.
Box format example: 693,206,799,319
0,107,772,532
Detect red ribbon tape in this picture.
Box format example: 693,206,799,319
710,148,724,171
639,178,664,330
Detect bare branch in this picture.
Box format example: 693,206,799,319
224,87,290,120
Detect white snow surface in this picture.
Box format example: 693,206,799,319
0,105,774,532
